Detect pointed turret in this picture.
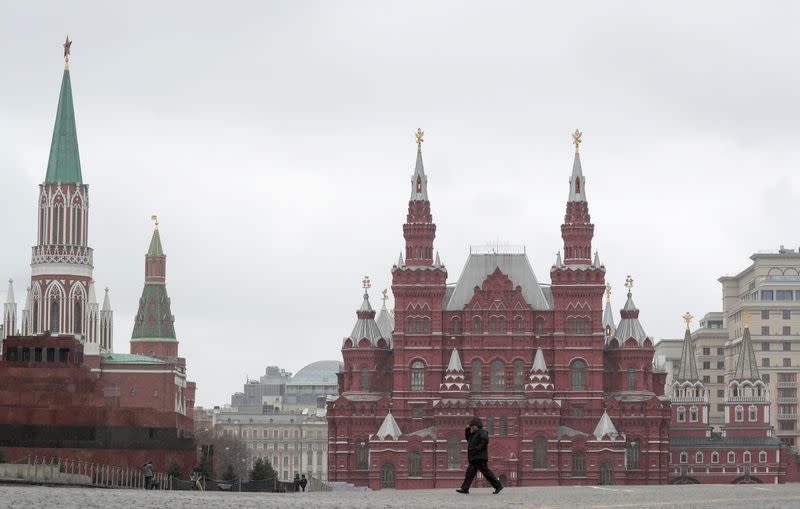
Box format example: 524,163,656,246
525,347,554,393
676,317,700,382
373,410,402,441
375,290,394,347
397,252,404,267
131,218,177,359
3,279,17,339
99,287,113,351
733,319,760,382
553,251,562,267
614,277,651,347
20,287,32,336
45,58,82,184
560,130,595,266
593,250,601,267
403,129,437,266
85,280,100,345
440,348,469,393
592,410,623,441
603,284,616,340
344,279,387,349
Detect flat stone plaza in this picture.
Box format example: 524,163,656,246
3,484,800,509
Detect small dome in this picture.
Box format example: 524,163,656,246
291,360,343,384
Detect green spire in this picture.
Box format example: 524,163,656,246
45,68,82,184
148,228,164,256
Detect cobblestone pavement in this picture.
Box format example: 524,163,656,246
3,483,800,509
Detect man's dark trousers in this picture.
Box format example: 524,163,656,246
460,459,502,491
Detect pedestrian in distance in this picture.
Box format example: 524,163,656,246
294,472,301,492
142,461,154,490
456,417,503,495
300,474,308,492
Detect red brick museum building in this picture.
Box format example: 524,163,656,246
327,130,800,489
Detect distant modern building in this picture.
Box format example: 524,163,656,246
215,360,342,481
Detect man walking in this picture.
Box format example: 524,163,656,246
456,417,503,495
142,461,154,490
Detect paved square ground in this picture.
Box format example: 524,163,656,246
2,483,800,509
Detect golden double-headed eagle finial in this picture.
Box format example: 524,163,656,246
151,214,159,230
415,128,424,151
742,310,750,329
362,275,371,291
572,129,582,154
624,275,633,292
682,312,693,330
605,284,612,304
381,288,388,303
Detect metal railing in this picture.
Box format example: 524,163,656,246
17,455,174,490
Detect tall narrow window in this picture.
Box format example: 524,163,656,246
571,360,586,390
356,441,369,470
406,317,413,333
411,360,425,391
500,416,508,436
513,359,525,390
748,405,758,422
472,317,481,333
498,317,506,332
535,317,545,334
489,317,497,333
533,436,547,468
452,317,461,334
627,368,636,391
626,440,640,470
408,452,422,477
360,368,369,391
491,360,505,391
33,300,39,333
572,451,586,477
50,299,60,333
447,436,461,470
735,405,744,422
514,316,523,333
74,207,82,245
73,300,82,334
486,416,494,436
471,360,482,392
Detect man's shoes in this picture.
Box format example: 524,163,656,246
456,488,469,494
493,485,503,494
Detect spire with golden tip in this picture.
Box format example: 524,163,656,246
676,312,699,381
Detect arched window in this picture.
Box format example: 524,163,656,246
689,406,698,422
406,317,413,333
447,436,461,470
626,440,640,470
491,360,505,391
489,316,497,332
677,406,686,422
360,368,369,391
533,436,547,468
627,368,636,391
695,451,704,464
486,416,494,436
408,451,422,477
74,207,82,245
472,316,481,333
411,360,425,391
500,416,508,436
415,318,422,334
514,316,523,333
743,451,751,463
452,317,461,334
73,300,82,334
571,359,586,390
356,441,369,470
498,317,506,332
759,451,767,463
572,451,586,477
735,405,744,422
535,317,545,334
711,451,719,464
679,451,688,464
422,318,429,334
513,359,525,390
727,451,735,463
471,360,482,392
748,405,758,422
50,300,60,333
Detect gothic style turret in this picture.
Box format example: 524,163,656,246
403,129,436,267
440,348,469,394
3,279,17,339
525,347,554,395
561,129,594,266
603,284,616,341
29,49,94,338
131,218,177,359
20,287,32,336
85,281,99,345
724,313,770,437
99,287,113,351
670,313,709,431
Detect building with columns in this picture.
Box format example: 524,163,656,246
327,130,672,489
0,44,196,473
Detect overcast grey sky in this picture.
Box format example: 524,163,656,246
1,2,799,406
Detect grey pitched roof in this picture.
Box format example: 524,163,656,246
558,425,588,439
375,411,402,440
409,149,429,201
568,152,587,202
614,291,650,346
676,326,700,381
593,411,621,440
345,291,387,348
375,304,394,346
734,326,760,381
603,297,615,337
445,252,550,311
446,348,464,372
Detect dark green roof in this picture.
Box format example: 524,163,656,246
131,284,177,341
45,68,82,184
102,353,168,365
148,229,164,256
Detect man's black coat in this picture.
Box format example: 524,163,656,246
465,418,489,463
